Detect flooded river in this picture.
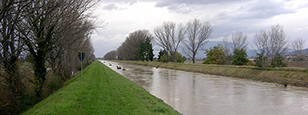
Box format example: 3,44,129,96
101,60,308,115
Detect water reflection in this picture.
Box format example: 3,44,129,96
102,60,308,115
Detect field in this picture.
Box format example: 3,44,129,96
22,61,179,115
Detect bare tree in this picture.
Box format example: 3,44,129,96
292,38,305,66
222,37,232,64
231,31,248,50
292,38,305,56
47,19,94,78
47,1,95,73
154,22,186,62
0,0,96,113
254,30,269,55
172,23,186,56
19,0,95,96
154,22,174,57
254,25,288,67
0,0,27,113
268,25,288,59
183,19,212,63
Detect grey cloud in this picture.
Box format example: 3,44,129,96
154,0,248,14
163,4,192,14
100,0,137,4
154,0,295,17
242,0,295,17
155,1,171,7
103,4,119,10
216,0,294,21
299,2,308,8
155,0,247,6
101,0,137,10
99,0,137,6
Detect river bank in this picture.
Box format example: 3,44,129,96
116,61,308,88
22,61,179,115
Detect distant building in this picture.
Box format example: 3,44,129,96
248,57,256,62
285,55,296,62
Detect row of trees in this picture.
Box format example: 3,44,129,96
291,39,306,67
105,19,304,68
203,44,249,65
104,28,188,63
104,29,187,63
0,0,95,114
204,25,299,68
153,19,298,67
154,19,212,63
115,30,154,61
103,50,117,60
254,25,288,68
204,31,249,65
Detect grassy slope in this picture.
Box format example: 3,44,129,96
23,61,179,115
118,61,308,87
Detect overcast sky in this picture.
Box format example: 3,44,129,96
90,0,308,57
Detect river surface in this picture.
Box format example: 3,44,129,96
101,60,308,115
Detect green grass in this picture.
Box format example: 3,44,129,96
22,61,179,115
116,60,308,88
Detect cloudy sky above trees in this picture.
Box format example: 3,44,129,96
90,0,308,57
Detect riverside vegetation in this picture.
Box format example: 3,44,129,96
117,61,308,88
22,61,179,115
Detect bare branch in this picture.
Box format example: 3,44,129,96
154,22,186,62
292,38,305,56
231,31,248,50
183,19,212,63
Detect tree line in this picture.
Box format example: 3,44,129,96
105,19,305,68
0,0,96,114
104,19,211,63
116,30,154,61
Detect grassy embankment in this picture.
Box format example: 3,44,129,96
117,61,308,88
22,61,179,115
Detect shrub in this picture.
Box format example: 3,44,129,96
203,44,226,64
232,48,248,65
42,75,63,98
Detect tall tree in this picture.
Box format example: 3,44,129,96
184,19,212,63
292,38,305,63
154,22,186,62
254,25,288,68
254,30,269,67
117,30,153,60
139,37,154,61
0,0,96,113
20,0,94,96
47,19,94,78
268,25,288,60
0,0,27,113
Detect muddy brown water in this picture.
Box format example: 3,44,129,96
101,60,308,115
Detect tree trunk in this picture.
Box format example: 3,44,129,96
33,53,47,97
192,52,196,63
171,52,176,62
